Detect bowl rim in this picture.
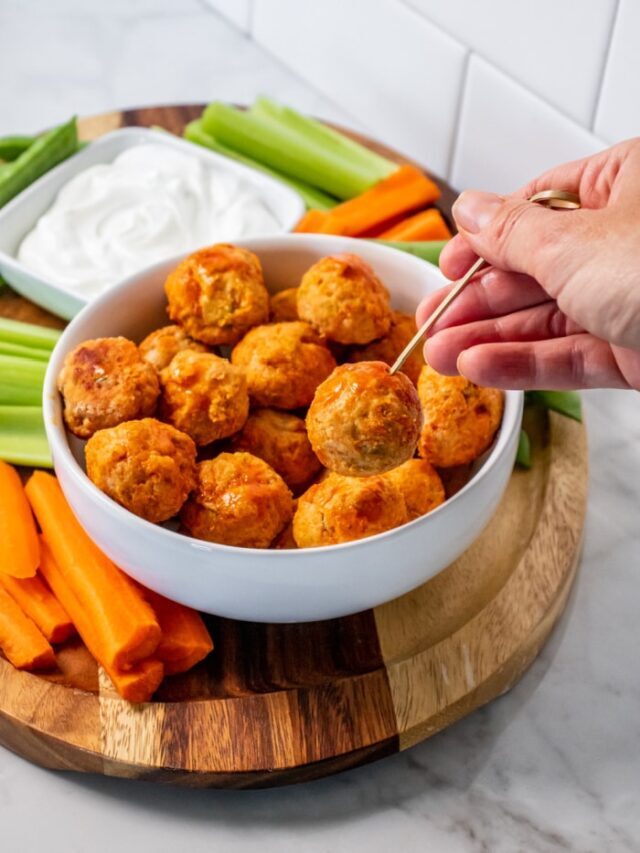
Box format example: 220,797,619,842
43,234,524,560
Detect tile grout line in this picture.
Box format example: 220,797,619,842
589,0,622,132
444,48,472,187
194,0,251,37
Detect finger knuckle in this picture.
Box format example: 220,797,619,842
491,204,528,248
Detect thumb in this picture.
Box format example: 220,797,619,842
452,190,589,298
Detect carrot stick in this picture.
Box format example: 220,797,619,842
294,209,328,233
318,164,441,237
143,589,213,676
39,537,163,703
0,584,55,670
102,657,165,704
379,207,452,241
0,572,75,644
25,472,161,670
0,460,39,578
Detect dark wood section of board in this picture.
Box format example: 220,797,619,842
156,611,385,699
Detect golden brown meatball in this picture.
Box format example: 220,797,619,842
139,324,208,372
57,337,159,439
230,408,321,492
231,321,336,409
417,364,504,468
348,311,423,386
159,350,248,446
85,418,196,523
272,522,298,550
293,472,408,547
180,452,293,549
306,361,422,477
272,499,298,550
297,253,392,344
383,458,445,520
164,244,269,346
269,287,299,322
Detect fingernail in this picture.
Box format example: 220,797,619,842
453,191,504,234
456,352,468,377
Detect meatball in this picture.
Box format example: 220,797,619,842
306,361,423,477
180,452,293,549
139,324,208,373
231,321,336,409
348,311,423,386
159,350,248,446
293,472,408,547
57,337,159,439
85,418,196,523
297,253,391,344
269,287,299,322
272,521,298,550
383,458,445,520
230,408,321,492
164,244,269,346
417,364,504,467
272,499,298,550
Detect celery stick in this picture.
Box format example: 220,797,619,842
0,116,78,208
184,119,337,211
202,102,380,199
516,429,531,469
371,239,448,266
0,406,51,468
0,341,51,362
526,390,582,422
251,97,395,181
0,382,43,406
0,134,36,161
0,354,46,405
0,316,61,350
184,119,337,209
0,354,47,377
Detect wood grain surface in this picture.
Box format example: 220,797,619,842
0,105,588,787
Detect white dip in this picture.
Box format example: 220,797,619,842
17,143,281,298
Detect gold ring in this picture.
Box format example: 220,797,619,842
529,189,581,210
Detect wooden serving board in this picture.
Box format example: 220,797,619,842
0,106,588,788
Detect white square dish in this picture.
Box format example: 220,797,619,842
0,127,305,320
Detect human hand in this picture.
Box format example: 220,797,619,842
417,139,640,389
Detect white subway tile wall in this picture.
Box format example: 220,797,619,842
404,0,617,127
595,0,640,143
252,0,467,176
212,0,637,190
451,57,604,193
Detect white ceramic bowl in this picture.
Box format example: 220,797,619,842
44,235,523,623
0,128,304,320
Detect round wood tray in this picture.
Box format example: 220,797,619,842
0,106,588,788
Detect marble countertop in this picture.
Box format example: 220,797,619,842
1,3,639,851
